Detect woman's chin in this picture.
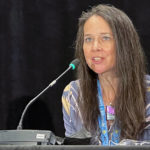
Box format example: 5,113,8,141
90,64,107,74
93,68,116,76
92,69,105,74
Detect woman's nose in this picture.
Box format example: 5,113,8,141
92,39,102,51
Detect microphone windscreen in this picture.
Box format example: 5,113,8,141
69,59,80,70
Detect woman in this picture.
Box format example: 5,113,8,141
62,4,150,145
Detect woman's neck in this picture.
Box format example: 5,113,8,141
98,73,119,106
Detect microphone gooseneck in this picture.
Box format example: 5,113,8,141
50,59,80,86
17,59,80,130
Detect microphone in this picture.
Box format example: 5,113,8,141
17,59,80,130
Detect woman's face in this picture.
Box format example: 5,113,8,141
83,15,116,76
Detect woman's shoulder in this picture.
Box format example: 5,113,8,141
62,80,80,105
145,75,150,84
63,80,80,95
145,75,150,101
145,75,150,94
62,80,80,116
145,75,150,123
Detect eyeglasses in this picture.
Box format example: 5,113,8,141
83,33,114,49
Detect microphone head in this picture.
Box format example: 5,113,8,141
69,59,80,70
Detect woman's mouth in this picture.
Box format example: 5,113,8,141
92,57,103,64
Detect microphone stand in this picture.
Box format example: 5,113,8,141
17,66,72,130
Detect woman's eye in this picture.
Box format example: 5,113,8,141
102,36,111,41
84,37,93,42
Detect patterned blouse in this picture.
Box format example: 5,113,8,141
61,75,150,145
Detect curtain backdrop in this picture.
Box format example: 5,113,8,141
0,0,150,137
